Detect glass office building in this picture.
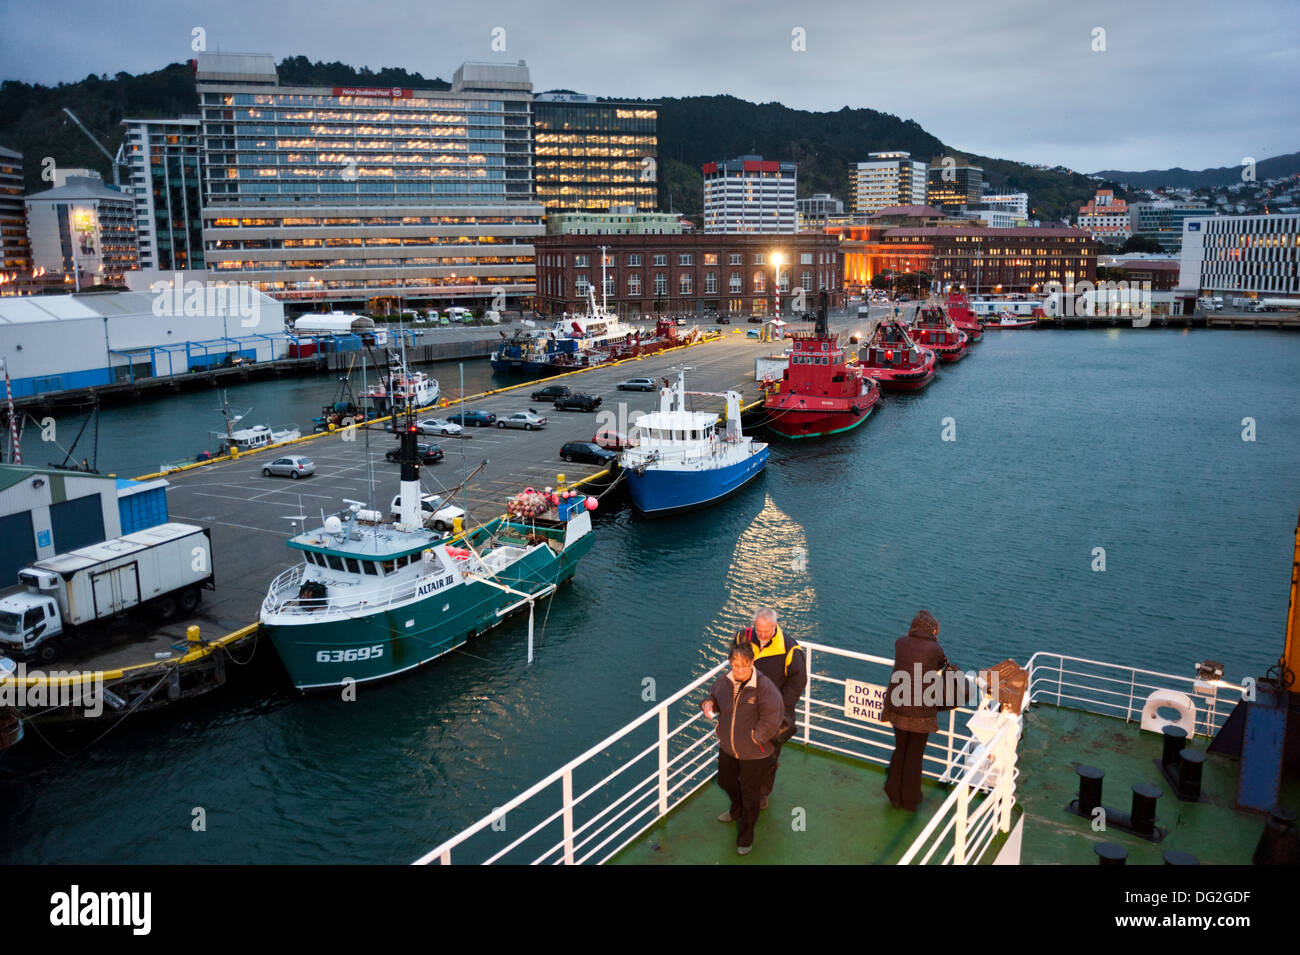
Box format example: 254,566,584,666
533,93,658,212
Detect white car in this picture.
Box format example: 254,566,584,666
388,493,466,531
416,417,462,436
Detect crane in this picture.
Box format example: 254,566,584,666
60,107,127,188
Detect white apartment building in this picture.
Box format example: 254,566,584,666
980,193,1030,217
701,156,797,233
850,152,927,216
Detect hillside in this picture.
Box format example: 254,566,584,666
1092,151,1300,189
3,57,1128,220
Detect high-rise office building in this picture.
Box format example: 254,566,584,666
532,93,658,212
850,152,928,216
701,156,797,233
1129,201,1215,252
0,146,31,274
24,175,139,284
123,118,205,270
195,53,542,307
926,162,983,211
1178,212,1298,296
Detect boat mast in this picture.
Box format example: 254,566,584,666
600,244,608,314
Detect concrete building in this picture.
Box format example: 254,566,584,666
1129,200,1215,251
195,53,542,309
961,209,1025,229
796,193,845,230
1077,189,1131,243
545,207,683,235
702,156,797,233
980,193,1030,217
24,176,138,285
533,232,842,316
532,93,658,212
1177,212,1300,297
926,162,983,212
0,147,31,276
1103,257,1180,291
0,288,286,398
850,152,928,216
123,118,205,271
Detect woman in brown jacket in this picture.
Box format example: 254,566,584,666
880,610,950,811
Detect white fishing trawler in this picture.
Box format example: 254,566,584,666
208,392,300,455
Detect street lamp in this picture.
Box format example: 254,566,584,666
771,251,784,317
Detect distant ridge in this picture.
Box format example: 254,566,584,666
1092,151,1300,189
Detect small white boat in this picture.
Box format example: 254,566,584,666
209,392,300,455
984,311,1038,330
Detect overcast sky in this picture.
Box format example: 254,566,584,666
3,0,1297,173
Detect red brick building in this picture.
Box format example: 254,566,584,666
532,232,843,317
834,224,1097,294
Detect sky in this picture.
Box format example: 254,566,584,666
2,0,1297,173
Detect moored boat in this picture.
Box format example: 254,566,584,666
209,391,300,454
984,311,1038,330
854,320,937,392
910,305,969,362
259,425,594,689
763,298,881,439
621,370,769,516
943,291,984,343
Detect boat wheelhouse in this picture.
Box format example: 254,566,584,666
943,291,984,343
910,306,969,363
855,320,937,392
621,371,769,516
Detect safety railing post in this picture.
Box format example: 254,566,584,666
658,706,669,816
801,647,812,744
954,781,968,865
562,769,575,865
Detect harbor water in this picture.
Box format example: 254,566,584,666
2,329,1298,863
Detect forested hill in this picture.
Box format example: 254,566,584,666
3,57,1113,220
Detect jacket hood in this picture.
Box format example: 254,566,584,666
907,610,939,641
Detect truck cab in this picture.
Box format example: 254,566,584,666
0,590,65,662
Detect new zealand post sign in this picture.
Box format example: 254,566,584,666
844,679,887,723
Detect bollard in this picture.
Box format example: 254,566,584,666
1163,849,1198,865
1095,842,1127,865
1131,783,1162,838
1161,725,1188,769
1077,765,1104,816
1177,749,1205,802
1252,806,1300,865
187,624,202,648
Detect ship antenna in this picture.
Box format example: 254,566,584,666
600,244,608,313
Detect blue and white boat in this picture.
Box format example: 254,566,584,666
621,371,769,517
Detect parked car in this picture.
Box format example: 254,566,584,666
748,315,763,323
675,318,687,326
717,315,731,324
560,442,619,466
554,392,602,412
746,329,760,338
388,493,465,531
447,409,496,427
385,442,444,464
415,417,463,436
530,384,572,402
616,377,656,392
593,429,638,450
263,455,315,479
497,411,548,430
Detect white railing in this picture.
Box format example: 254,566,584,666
1026,652,1246,738
414,641,1013,866
261,564,464,617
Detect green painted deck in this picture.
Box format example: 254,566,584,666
1014,705,1295,865
609,746,975,865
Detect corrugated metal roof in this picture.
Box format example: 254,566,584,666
0,464,117,493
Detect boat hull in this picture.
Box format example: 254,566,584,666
263,532,593,690
625,446,770,516
764,386,881,439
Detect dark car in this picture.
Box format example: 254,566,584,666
386,442,444,464
748,315,763,323
717,315,731,324
530,385,572,402
448,409,497,427
553,392,602,412
560,442,619,466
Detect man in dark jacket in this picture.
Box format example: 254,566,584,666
740,607,807,808
702,642,783,855
880,610,950,812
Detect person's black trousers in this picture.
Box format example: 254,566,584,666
718,751,773,847
760,738,784,800
885,728,930,811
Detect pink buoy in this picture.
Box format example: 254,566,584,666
524,487,535,495
584,496,598,511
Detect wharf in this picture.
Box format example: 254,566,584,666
2,328,803,731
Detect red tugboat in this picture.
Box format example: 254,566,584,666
763,295,881,439
910,305,969,363
943,291,984,343
854,319,937,392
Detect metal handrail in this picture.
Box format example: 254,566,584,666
260,562,479,617
414,641,1008,866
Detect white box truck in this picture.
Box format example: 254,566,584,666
0,523,214,664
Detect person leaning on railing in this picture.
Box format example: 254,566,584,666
879,610,955,812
